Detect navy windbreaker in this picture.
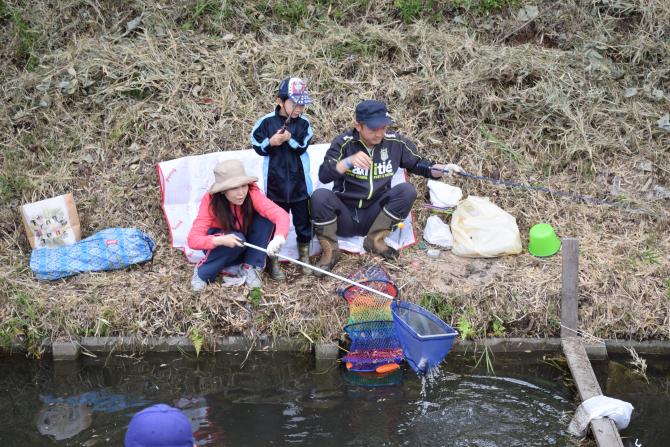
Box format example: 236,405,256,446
250,106,314,203
319,129,436,209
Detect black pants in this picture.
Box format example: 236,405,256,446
310,183,417,237
275,198,312,244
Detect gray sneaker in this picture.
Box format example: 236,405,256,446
191,267,207,293
240,263,263,289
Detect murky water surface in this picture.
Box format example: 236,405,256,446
593,354,670,447
0,352,576,446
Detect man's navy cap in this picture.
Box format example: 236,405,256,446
277,77,313,105
355,100,393,129
124,404,194,447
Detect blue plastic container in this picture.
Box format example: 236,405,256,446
391,300,458,374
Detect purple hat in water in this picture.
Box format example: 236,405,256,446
124,404,194,447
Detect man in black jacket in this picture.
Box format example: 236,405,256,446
310,100,462,275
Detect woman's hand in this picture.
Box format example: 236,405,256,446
266,235,286,257
212,234,243,248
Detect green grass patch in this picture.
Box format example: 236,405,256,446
189,327,205,357
419,292,455,321
0,290,46,357
0,172,32,202
452,0,520,14
480,126,526,167
273,0,308,26
180,0,237,30
0,1,40,70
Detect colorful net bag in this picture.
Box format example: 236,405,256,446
340,268,403,374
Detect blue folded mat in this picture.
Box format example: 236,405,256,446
30,228,155,280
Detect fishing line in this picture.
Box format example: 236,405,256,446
434,167,654,215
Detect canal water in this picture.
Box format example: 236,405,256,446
592,354,670,447
0,351,576,446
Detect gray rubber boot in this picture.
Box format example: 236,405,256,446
267,256,285,281
297,243,313,276
313,221,340,278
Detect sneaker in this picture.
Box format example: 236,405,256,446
191,267,207,293
240,263,263,289
221,264,245,287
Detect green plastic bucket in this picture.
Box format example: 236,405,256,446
528,223,561,257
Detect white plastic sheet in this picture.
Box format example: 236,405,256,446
568,395,634,437
157,144,417,262
427,179,462,208
423,215,453,248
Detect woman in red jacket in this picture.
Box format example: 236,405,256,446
187,160,290,292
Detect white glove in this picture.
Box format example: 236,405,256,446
444,163,464,175
266,235,285,257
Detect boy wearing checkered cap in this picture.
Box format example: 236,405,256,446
250,76,315,279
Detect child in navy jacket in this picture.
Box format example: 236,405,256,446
250,77,314,279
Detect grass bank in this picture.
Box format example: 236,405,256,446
0,0,668,356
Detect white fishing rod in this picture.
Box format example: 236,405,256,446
243,242,395,300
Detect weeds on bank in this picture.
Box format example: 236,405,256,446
0,172,32,203
625,346,649,383
0,289,46,357
0,0,40,70
420,293,503,374
189,327,205,357
181,0,227,30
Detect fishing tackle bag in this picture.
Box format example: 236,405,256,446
30,228,155,280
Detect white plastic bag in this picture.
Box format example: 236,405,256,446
567,395,634,437
427,180,462,208
423,215,454,248
451,196,522,258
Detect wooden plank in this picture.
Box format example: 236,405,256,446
561,238,579,338
562,337,624,447
591,419,625,447
562,337,602,399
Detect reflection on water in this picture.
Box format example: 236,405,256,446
0,352,575,446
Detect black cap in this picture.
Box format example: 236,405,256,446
355,100,393,129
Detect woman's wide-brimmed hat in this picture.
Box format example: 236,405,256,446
209,160,258,194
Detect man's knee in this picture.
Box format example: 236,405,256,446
310,188,337,223
393,182,417,203
311,188,335,207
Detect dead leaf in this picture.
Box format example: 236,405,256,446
623,87,638,98
657,113,670,132
517,5,539,21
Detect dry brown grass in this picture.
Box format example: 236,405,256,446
1,0,668,353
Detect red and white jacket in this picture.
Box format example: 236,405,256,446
187,183,290,251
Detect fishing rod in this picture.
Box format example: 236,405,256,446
434,167,653,213
242,242,396,300
278,88,307,134
277,100,295,134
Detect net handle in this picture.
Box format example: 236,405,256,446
342,279,400,302
243,242,396,300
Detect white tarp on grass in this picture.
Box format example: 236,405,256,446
157,143,417,263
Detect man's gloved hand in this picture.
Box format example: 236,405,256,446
266,235,286,257
430,163,464,178
444,163,464,175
